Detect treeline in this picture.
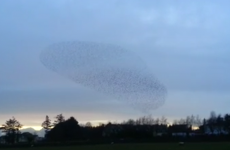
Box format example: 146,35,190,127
1,111,230,146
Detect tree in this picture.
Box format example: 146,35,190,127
46,116,82,141
185,115,194,127
21,132,37,144
208,111,217,134
0,117,23,144
224,114,230,134
53,114,65,126
159,116,167,125
173,120,179,125
136,115,155,125
216,114,224,134
123,119,135,125
199,119,207,133
41,115,52,135
85,122,92,127
178,119,186,125
155,118,160,125
194,115,202,127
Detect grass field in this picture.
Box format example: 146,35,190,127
2,142,230,150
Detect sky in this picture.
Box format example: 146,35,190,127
1,0,230,130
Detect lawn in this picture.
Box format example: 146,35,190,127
3,142,230,150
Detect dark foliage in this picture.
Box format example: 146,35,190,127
41,115,52,136
2,111,230,147
46,117,81,142
0,117,22,144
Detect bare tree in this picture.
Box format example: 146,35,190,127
160,116,167,125
41,115,52,135
194,115,202,127
155,118,160,125
208,111,217,134
53,114,65,126
178,119,186,124
85,122,92,127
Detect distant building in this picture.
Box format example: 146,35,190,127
102,123,168,138
202,125,228,135
168,124,191,137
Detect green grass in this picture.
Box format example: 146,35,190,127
4,142,230,150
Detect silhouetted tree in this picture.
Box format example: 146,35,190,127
53,114,65,126
122,119,135,125
216,114,224,134
199,119,207,133
46,117,82,142
208,111,217,134
85,122,92,127
160,116,168,125
2,111,230,144
41,115,52,136
224,114,230,134
178,119,186,125
0,117,22,144
135,115,155,125
194,115,202,127
21,132,37,144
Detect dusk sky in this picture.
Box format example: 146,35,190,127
1,0,230,130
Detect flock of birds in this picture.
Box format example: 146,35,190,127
40,41,167,113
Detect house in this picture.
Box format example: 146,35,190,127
203,125,228,135
102,123,168,138
102,123,123,137
169,124,191,137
